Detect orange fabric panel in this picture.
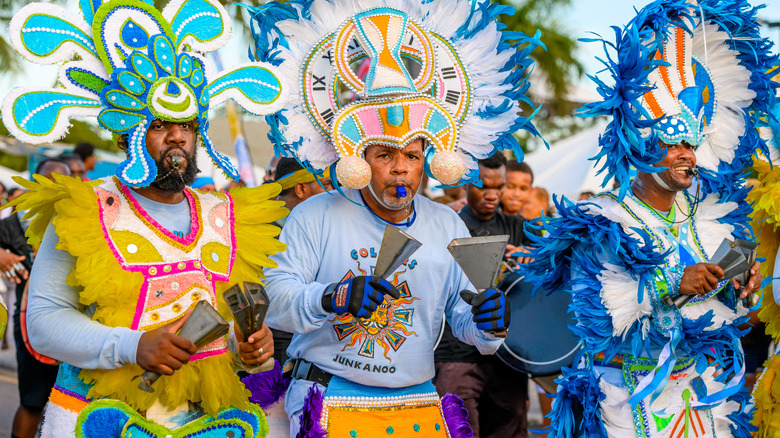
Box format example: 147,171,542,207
326,403,449,437
676,27,688,88
49,388,88,413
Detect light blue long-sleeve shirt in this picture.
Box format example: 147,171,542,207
26,190,191,370
264,189,503,415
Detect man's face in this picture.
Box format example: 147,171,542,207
467,165,505,220
145,119,198,192
36,162,71,181
305,177,333,198
521,188,547,220
66,159,86,180
83,154,97,172
653,141,697,192
501,170,532,215
364,139,424,210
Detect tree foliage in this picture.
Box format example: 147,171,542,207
496,0,584,116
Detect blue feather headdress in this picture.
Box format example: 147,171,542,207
580,0,778,201
2,0,288,187
244,0,543,189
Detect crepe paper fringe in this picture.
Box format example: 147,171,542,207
242,360,291,410
296,385,326,438
441,393,473,438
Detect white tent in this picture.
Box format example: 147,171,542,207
523,123,612,200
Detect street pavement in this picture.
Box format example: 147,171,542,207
1,286,18,436
0,365,20,436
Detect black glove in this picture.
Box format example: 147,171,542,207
322,276,401,318
460,288,510,333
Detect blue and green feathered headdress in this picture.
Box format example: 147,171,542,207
2,0,288,187
580,0,778,201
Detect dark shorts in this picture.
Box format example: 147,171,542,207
434,357,529,438
14,319,58,410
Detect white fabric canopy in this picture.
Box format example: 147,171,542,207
523,123,612,200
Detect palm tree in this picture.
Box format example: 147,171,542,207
497,0,584,116
0,0,28,75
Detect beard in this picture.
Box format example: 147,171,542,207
151,145,198,193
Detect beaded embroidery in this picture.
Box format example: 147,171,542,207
2,0,288,187
95,177,235,359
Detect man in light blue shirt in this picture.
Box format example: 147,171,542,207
265,139,510,436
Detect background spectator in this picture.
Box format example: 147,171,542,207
57,153,86,180
73,142,97,173
191,176,217,193
522,187,552,222
501,160,533,216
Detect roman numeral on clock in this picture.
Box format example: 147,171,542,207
312,74,327,91
441,67,457,80
445,90,461,105
320,108,334,125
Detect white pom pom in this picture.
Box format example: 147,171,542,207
336,155,372,189
430,150,466,185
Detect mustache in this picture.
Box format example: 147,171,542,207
385,179,412,188
152,145,198,191
162,146,191,162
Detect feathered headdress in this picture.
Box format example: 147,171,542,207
245,0,542,189
579,0,777,200
2,0,288,187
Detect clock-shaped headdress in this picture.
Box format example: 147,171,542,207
248,0,542,189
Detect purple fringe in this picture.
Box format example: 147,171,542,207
241,361,291,410
441,393,473,438
296,385,326,438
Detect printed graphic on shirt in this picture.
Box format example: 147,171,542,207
330,259,419,361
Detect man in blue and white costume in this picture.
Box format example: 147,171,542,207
521,1,777,437
250,0,543,435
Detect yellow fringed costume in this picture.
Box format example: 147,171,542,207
11,174,286,438
748,159,780,438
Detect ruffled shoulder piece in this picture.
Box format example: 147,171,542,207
521,194,667,359
223,183,287,288
8,173,101,244
748,159,780,340
522,193,665,293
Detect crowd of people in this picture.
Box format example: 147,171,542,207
0,0,779,437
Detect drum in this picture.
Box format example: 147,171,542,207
496,272,580,377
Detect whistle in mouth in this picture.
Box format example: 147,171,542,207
170,155,183,169
395,186,407,198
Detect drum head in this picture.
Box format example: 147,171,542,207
496,273,580,376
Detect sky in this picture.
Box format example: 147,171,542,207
1,0,779,105
566,0,780,87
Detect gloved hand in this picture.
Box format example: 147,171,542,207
322,276,401,318
460,288,510,333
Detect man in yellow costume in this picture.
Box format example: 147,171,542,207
747,66,780,438
0,0,290,436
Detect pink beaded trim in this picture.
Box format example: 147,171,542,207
191,348,227,361
118,180,203,252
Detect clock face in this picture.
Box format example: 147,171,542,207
299,11,473,137
430,34,471,125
